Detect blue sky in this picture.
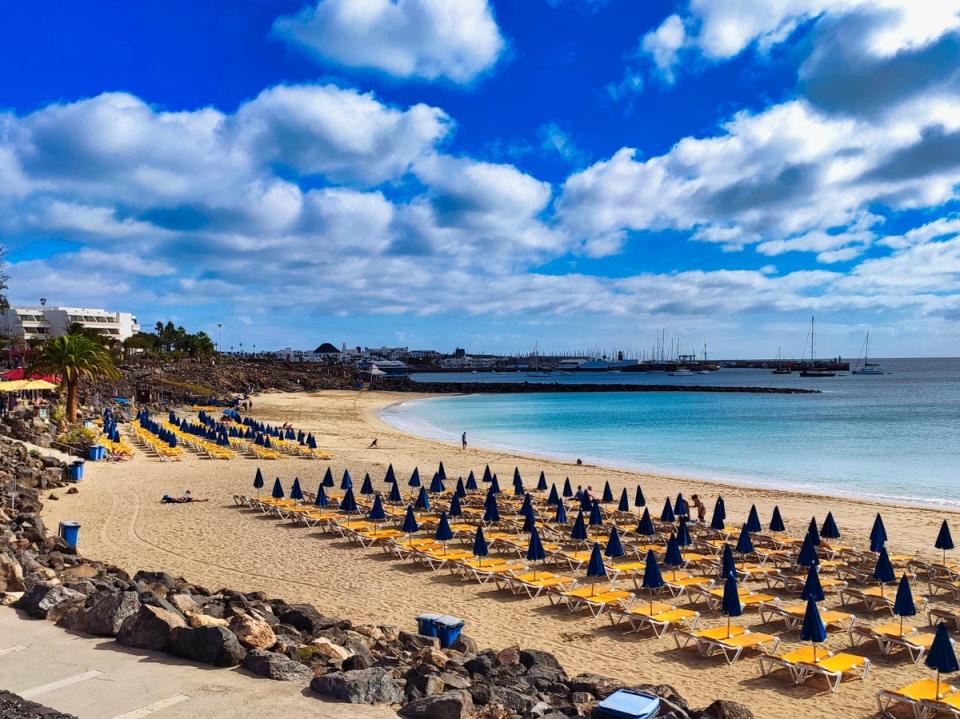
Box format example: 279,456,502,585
3,1,960,357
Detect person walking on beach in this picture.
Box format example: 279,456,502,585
691,494,706,522
368,438,379,449
461,432,467,450
574,485,584,500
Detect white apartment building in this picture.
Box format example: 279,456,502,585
1,306,140,342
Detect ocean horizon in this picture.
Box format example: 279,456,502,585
380,357,960,509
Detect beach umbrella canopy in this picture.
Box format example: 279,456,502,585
801,563,825,601
819,511,840,539
769,506,786,533
435,512,454,543
635,486,646,507
674,493,688,517
414,487,430,511
340,487,358,513
314,485,329,508
586,542,607,581
340,470,353,490
322,467,334,487
482,465,492,483
642,549,665,591
746,505,762,533
797,533,820,567
483,494,500,523
617,488,630,513
720,543,737,579
513,467,522,489
452,477,465,498
271,478,284,499
676,517,692,547
710,503,726,531
489,475,501,495
553,501,568,524
937,520,955,565
384,464,396,483
547,484,560,506
360,473,374,495
637,508,656,537
927,622,960,700
307,435,317,449
472,526,489,559
874,547,896,589
513,480,526,497
893,573,917,635
408,468,421,488
800,598,828,662
588,500,603,527
465,471,478,491
290,478,304,501
660,498,676,523
537,471,548,492
368,494,386,522
526,525,546,563
664,533,683,569
602,481,614,503
735,524,755,555
562,477,573,498
402,505,419,534
437,461,446,480
605,526,625,559
715,496,727,521
449,493,463,517
807,517,821,546
870,513,888,552
387,480,403,504
571,510,589,541
253,467,264,491
429,472,445,494
517,493,533,517
519,506,536,534
721,574,742,638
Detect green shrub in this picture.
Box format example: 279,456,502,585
59,425,99,449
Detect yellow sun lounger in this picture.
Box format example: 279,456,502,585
877,678,956,717
919,691,960,718
695,586,777,610
462,562,528,584
673,624,746,649
688,630,780,664
611,604,700,637
840,586,928,614
759,645,833,681
661,574,714,598
758,601,855,632
850,622,943,664
794,652,870,693
501,572,575,598
561,589,633,617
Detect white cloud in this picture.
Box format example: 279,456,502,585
641,13,686,82
557,97,960,260
272,0,505,84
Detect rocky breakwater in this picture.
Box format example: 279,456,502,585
374,378,817,395
0,444,753,719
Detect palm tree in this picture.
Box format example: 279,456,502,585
27,335,120,423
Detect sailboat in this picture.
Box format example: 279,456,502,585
852,331,885,375
772,346,792,374
799,316,835,378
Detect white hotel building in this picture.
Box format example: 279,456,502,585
1,306,140,342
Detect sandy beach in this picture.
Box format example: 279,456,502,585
42,390,960,718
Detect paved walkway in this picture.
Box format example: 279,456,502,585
0,609,395,719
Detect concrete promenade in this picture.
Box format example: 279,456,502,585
0,608,394,719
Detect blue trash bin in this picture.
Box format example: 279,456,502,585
415,612,443,637
88,445,105,461
434,615,464,649
59,521,81,548
69,461,84,482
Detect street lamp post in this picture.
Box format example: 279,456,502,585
39,297,47,340
217,323,222,353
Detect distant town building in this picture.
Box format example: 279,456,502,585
1,306,139,342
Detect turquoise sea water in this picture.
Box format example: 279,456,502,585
380,358,960,507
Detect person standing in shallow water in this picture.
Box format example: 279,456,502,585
461,432,467,450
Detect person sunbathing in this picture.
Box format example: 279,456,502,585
161,490,209,504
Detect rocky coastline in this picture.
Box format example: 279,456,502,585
0,436,753,719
